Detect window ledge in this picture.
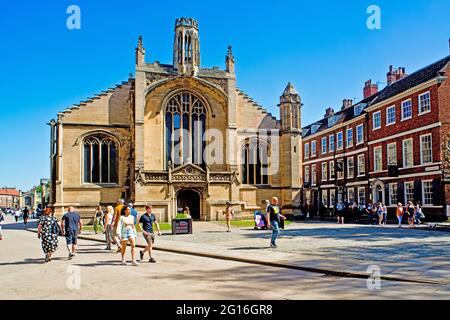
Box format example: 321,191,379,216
418,110,431,116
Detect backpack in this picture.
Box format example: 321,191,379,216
52,218,62,236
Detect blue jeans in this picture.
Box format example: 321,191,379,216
270,220,280,245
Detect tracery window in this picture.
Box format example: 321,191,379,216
241,140,270,185
165,92,206,167
83,135,118,184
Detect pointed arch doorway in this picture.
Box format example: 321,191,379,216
177,189,201,220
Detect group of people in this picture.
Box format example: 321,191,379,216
36,199,162,266
395,201,425,228
332,200,425,227
225,197,286,248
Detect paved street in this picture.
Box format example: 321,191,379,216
1,215,450,299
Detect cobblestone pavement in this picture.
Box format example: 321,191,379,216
0,216,449,299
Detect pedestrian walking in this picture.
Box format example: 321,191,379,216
128,202,138,225
377,202,386,225
396,203,404,228
111,199,125,253
22,207,30,225
0,209,5,240
267,197,286,248
93,205,103,234
14,209,20,223
336,201,345,224
61,206,83,260
407,201,415,228
139,205,161,263
223,202,234,232
119,206,139,266
37,208,60,263
415,202,424,225
104,205,115,250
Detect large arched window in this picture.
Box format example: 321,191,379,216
83,135,118,184
165,92,206,167
241,140,269,185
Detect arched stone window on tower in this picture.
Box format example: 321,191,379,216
177,32,183,64
184,33,192,63
83,135,118,184
165,92,206,168
241,139,270,185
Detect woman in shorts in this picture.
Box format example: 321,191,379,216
119,206,139,266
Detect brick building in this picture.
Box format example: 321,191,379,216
302,55,450,221
0,188,20,208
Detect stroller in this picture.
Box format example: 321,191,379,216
254,210,269,230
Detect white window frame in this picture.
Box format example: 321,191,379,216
386,105,396,126
389,183,398,206
304,166,310,183
387,142,397,166
420,133,433,165
347,187,355,203
418,91,431,115
402,138,414,168
347,156,354,179
337,132,343,150
329,135,335,152
322,162,328,181
404,181,414,204
329,161,335,179
329,189,336,207
356,124,364,145
311,140,317,157
321,192,328,208
321,137,327,154
357,154,366,176
401,99,412,121
373,111,381,130
374,146,383,172
346,128,354,148
358,187,366,205
422,180,433,206
304,143,309,159
311,164,316,186
337,159,344,180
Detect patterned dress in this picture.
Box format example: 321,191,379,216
38,215,59,254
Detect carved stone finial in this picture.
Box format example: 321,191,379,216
227,45,234,60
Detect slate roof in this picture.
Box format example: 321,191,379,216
302,55,450,138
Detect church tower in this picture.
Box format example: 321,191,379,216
279,82,303,213
173,17,200,76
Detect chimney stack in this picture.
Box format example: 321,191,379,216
363,80,378,99
387,65,407,85
341,99,353,110
324,107,335,118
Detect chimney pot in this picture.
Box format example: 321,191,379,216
363,79,378,99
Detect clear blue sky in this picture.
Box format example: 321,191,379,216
0,0,449,191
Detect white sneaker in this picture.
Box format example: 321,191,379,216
121,260,128,266
131,260,139,266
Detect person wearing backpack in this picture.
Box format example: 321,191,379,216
266,197,286,248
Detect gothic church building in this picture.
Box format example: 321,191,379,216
49,18,303,221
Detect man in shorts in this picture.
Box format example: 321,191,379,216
139,205,161,263
61,206,83,260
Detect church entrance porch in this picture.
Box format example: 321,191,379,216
177,189,201,220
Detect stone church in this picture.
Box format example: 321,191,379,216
49,18,303,221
